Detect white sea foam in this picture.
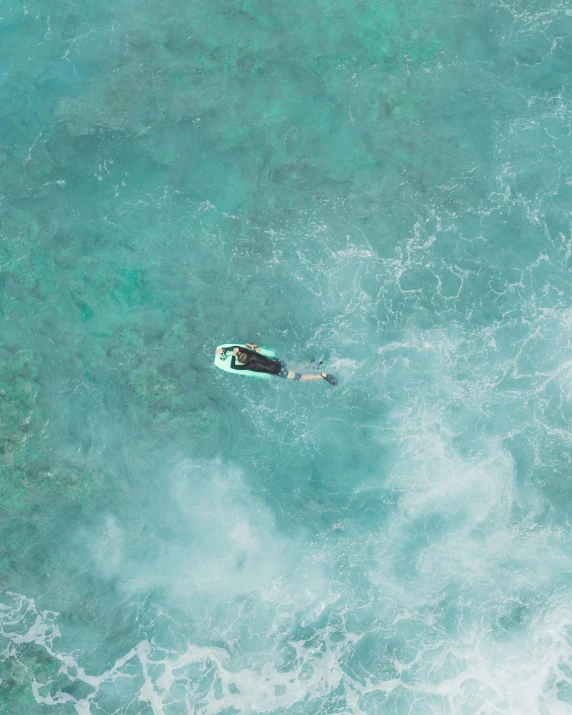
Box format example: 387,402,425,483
3,586,572,714
2,452,572,715
2,450,572,714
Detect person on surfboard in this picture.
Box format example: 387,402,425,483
214,343,338,385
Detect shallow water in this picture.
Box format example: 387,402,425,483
2,0,572,713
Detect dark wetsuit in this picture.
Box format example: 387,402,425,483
225,347,300,380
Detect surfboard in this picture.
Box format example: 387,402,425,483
214,344,277,379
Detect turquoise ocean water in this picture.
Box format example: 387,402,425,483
2,0,572,712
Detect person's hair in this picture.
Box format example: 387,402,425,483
237,351,249,365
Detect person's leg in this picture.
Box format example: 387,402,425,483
283,368,338,385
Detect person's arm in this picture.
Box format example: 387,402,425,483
215,345,242,355
245,342,260,352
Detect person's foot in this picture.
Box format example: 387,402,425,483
321,373,338,386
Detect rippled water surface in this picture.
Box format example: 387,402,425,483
2,0,572,712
